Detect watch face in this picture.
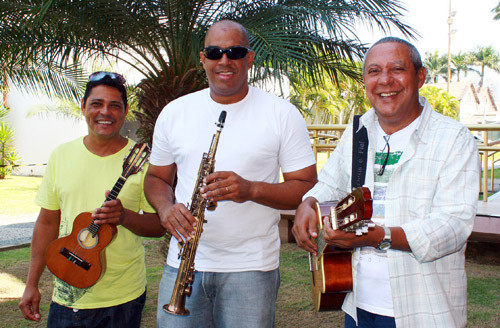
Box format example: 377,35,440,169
378,241,391,251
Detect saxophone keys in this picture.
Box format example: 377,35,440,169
207,201,217,211
177,241,184,259
184,285,192,296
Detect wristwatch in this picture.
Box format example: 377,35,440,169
377,226,392,251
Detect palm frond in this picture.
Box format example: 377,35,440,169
0,0,417,142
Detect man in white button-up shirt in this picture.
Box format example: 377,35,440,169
293,37,480,328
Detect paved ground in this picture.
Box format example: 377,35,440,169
0,213,37,250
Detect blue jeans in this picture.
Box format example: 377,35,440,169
157,265,280,328
345,308,396,328
47,290,146,328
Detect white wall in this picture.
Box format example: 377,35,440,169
6,87,87,176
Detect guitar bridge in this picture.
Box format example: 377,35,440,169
60,247,91,270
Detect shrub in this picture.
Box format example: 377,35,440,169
0,120,19,179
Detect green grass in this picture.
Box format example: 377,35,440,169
0,247,30,269
0,175,42,216
1,242,498,328
468,277,500,308
483,167,500,179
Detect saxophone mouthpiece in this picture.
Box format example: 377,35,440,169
217,110,227,128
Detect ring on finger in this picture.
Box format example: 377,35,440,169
225,186,229,192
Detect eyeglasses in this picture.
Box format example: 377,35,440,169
203,46,250,60
88,71,126,85
377,135,391,176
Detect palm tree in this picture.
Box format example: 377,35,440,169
493,1,500,20
468,46,500,87
424,51,450,83
452,52,477,82
0,0,415,142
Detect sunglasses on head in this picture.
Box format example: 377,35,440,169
88,71,126,85
203,46,250,60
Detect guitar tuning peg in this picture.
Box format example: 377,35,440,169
355,229,362,236
361,226,369,234
367,223,376,228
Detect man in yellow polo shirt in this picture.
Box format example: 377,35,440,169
18,72,165,327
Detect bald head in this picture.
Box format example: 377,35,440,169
205,20,250,48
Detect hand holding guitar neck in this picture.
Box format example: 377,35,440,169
91,190,126,226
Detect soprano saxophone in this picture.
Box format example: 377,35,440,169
164,110,227,316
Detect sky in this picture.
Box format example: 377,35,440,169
356,0,500,55
355,0,500,99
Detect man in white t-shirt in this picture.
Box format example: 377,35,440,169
292,37,480,327
145,20,317,328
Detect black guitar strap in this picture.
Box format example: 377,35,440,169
351,115,368,189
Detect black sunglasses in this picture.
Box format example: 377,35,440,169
203,46,250,60
88,71,126,85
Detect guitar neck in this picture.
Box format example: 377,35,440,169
105,176,128,202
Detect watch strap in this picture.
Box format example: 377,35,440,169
377,226,392,250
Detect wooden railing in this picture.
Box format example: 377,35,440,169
308,124,500,202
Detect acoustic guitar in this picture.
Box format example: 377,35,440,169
309,186,373,311
45,143,150,288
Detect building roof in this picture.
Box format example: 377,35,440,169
477,86,498,112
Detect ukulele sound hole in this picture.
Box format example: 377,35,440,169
78,229,98,249
60,247,91,270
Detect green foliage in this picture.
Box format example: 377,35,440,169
0,0,416,143
493,2,500,20
290,62,371,124
419,86,459,120
0,100,19,179
0,103,7,120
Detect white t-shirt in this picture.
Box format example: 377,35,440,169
150,86,315,272
356,117,420,316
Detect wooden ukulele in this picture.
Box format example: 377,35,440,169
310,187,373,311
45,143,150,288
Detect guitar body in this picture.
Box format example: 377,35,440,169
310,187,373,311
45,212,117,288
311,246,352,311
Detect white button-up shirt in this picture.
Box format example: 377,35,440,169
304,97,480,327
